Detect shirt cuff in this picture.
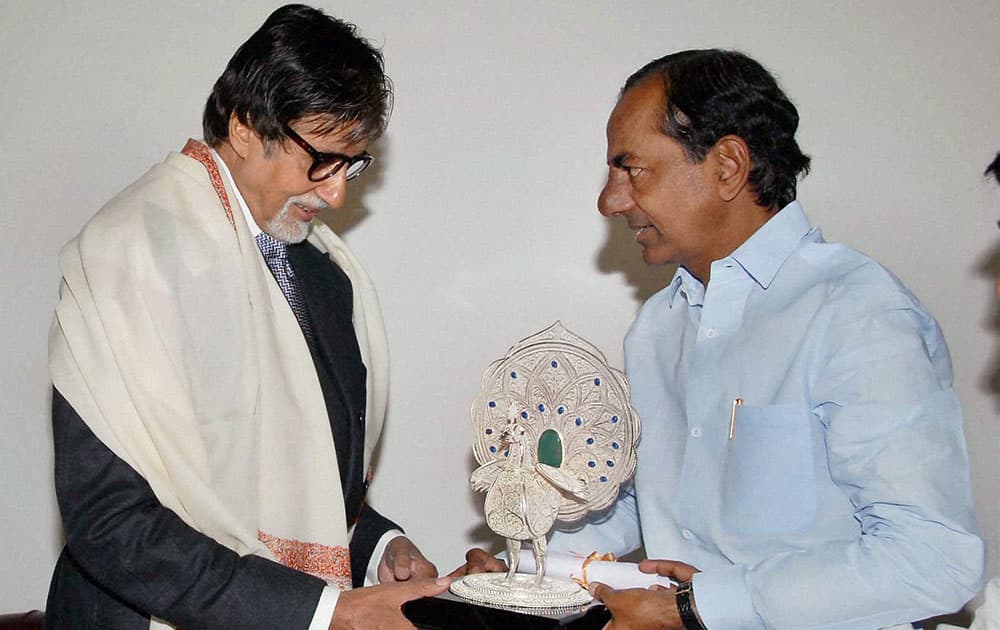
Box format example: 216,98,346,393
309,528,407,629
307,586,340,630
366,529,406,586
692,565,764,630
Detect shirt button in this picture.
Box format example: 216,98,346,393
690,426,702,438
682,529,694,539
705,328,717,338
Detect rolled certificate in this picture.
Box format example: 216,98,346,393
515,552,676,590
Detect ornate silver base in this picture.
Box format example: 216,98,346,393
450,573,592,609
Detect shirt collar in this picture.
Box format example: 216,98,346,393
210,147,261,238
665,201,814,306
728,200,814,290
666,267,705,307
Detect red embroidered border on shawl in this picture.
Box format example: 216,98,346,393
181,139,236,232
259,530,353,590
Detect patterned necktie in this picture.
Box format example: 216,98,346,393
256,231,316,348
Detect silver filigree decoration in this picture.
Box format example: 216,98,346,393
450,573,593,609
453,321,640,608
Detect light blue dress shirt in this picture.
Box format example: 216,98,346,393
549,202,985,629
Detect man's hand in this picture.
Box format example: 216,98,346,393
330,578,450,630
589,582,681,630
637,559,699,583
446,547,508,577
588,559,701,629
378,536,438,583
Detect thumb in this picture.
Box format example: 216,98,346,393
394,577,451,603
588,581,614,604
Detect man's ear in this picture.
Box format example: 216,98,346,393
715,135,750,202
228,113,252,159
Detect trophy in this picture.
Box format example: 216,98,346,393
450,321,640,609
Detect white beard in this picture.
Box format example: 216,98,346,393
265,194,327,244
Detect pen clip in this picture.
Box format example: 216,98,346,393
728,398,743,440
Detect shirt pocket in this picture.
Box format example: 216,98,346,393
720,403,818,536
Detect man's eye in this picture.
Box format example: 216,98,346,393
626,166,644,177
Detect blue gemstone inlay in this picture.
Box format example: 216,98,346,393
600,476,608,482
489,446,497,453
612,441,620,449
586,437,594,445
611,415,619,424
557,406,565,414
594,378,601,386
511,371,518,379
521,411,528,419
485,428,493,435
488,401,496,408
551,360,558,368
538,404,545,412
575,417,582,426
606,460,615,467
588,461,596,468
503,450,509,457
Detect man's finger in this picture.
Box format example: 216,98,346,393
410,556,439,579
390,577,451,604
465,548,493,563
446,564,469,578
447,548,507,577
392,549,413,581
383,536,435,582
588,581,614,603
637,559,698,582
637,559,674,575
469,555,506,573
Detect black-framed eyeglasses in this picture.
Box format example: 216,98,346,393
283,124,374,182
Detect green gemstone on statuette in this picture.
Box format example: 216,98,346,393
537,429,563,467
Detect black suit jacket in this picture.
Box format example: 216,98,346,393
45,241,400,629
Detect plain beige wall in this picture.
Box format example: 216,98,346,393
2,0,998,616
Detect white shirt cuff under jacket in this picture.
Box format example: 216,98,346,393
308,529,405,629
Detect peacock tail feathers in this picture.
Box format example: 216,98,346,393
471,321,640,523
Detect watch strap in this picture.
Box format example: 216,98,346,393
675,581,706,630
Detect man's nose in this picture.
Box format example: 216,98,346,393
314,170,348,209
598,175,632,217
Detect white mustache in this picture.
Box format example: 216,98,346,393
287,194,330,212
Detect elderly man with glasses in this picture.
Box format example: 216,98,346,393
45,5,446,629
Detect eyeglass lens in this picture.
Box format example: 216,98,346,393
311,155,372,182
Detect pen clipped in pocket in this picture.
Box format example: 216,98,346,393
721,403,818,536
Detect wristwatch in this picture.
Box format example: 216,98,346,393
674,581,707,630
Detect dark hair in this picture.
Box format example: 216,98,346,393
623,49,810,210
203,4,392,148
986,153,1000,185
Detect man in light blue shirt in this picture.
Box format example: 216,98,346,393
550,50,986,629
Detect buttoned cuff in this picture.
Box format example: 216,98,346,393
692,565,764,630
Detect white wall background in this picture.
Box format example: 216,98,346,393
2,0,998,618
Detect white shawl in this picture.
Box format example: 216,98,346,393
49,146,389,597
